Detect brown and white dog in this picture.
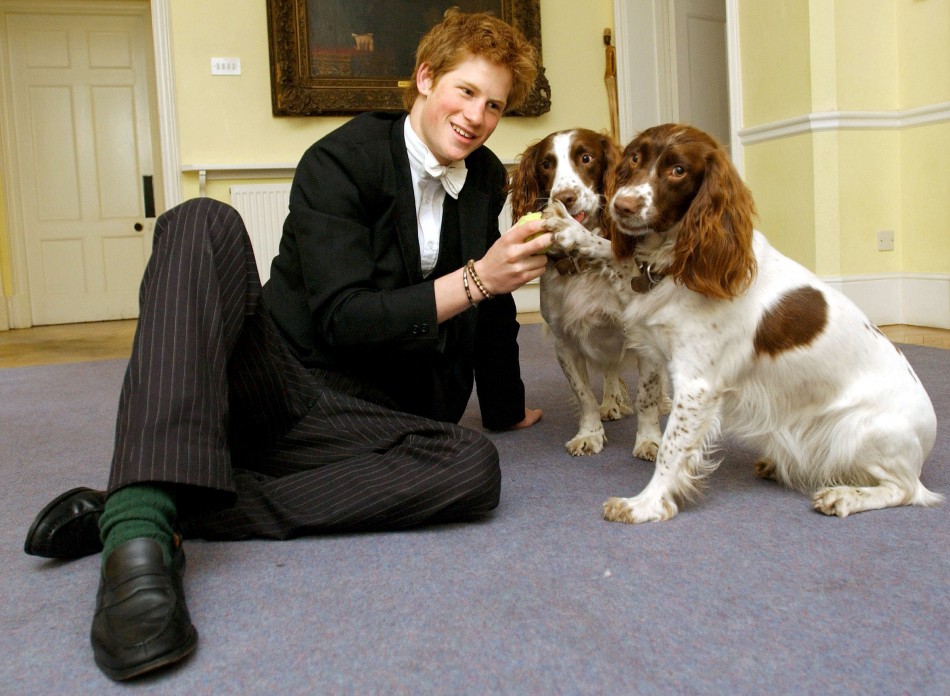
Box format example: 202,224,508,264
543,123,940,521
509,128,662,458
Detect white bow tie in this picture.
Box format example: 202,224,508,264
423,153,468,199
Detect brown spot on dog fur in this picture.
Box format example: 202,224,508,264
754,286,828,357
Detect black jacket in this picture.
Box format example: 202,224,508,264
261,112,526,429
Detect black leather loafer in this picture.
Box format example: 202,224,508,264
90,538,198,681
24,487,105,559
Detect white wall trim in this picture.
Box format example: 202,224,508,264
725,0,743,173
822,273,950,329
739,102,950,146
151,0,182,208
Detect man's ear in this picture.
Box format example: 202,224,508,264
416,62,434,96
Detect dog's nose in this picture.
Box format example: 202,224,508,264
612,194,639,216
553,191,577,211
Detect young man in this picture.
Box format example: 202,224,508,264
24,11,549,681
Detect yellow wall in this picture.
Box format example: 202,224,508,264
901,122,950,274
1,0,614,296
739,0,950,278
742,136,817,269
3,0,948,302
898,0,950,109
738,0,813,125
0,165,8,297
170,0,615,198
898,0,950,274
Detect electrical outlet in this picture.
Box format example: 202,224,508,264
211,57,241,75
877,230,895,252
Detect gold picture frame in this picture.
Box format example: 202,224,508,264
266,0,551,116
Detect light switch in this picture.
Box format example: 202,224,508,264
211,57,241,75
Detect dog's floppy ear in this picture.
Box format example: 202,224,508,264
604,142,637,260
671,145,757,298
506,140,546,220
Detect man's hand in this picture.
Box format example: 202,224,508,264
473,219,551,296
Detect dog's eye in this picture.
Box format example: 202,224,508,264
541,160,552,170
581,154,592,164
671,165,686,178
631,153,640,165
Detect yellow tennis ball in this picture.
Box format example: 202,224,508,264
517,211,549,254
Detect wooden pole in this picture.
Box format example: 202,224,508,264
604,28,619,142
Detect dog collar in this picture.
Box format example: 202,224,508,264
547,253,591,276
631,262,666,293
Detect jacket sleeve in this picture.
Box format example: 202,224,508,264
471,157,528,431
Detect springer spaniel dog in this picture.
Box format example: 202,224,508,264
542,123,940,522
509,128,663,458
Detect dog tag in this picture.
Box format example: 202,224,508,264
631,274,653,293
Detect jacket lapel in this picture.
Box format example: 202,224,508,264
457,176,491,265
389,115,424,283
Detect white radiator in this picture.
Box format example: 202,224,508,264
229,183,292,284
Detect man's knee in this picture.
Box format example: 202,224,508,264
155,198,245,243
455,427,501,511
166,197,236,219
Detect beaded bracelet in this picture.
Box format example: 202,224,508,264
462,267,477,307
466,259,493,300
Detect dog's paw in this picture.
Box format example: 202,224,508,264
566,430,605,456
753,458,777,480
812,486,863,517
632,434,659,462
658,394,673,416
603,494,677,524
545,223,586,254
599,397,633,421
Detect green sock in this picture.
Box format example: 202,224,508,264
99,484,178,567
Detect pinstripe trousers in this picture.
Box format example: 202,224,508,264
108,198,501,540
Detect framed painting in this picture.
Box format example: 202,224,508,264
266,0,551,116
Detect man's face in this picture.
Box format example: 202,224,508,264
411,55,513,165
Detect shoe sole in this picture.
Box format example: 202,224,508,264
23,486,98,557
97,626,198,681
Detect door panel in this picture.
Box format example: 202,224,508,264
7,9,154,324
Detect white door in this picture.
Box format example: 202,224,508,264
672,0,730,154
6,7,155,325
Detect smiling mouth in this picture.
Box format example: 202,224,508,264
452,124,476,140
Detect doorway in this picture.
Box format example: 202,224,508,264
0,0,162,326
613,0,734,155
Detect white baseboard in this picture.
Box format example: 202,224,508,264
901,274,950,329
822,273,950,329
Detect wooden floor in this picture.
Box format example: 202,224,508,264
0,318,947,369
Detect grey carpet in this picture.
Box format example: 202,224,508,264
2,324,948,695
